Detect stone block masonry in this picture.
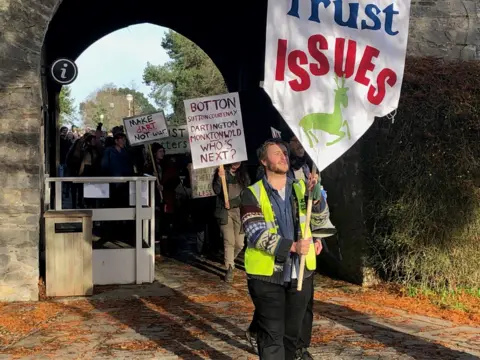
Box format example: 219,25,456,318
0,0,55,301
0,87,44,301
408,0,480,60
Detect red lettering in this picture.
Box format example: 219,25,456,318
355,46,380,86
308,34,329,76
368,68,397,105
275,39,288,81
287,50,310,92
276,34,395,102
334,38,356,79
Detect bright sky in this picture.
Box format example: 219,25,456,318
70,23,169,109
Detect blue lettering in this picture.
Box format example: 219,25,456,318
361,4,381,31
286,0,399,37
308,0,331,23
287,0,300,18
333,0,359,29
383,4,399,36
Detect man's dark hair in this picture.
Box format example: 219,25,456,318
151,142,165,155
60,126,68,132
257,138,289,163
113,132,126,141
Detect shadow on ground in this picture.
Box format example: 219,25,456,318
64,285,253,359
315,300,477,360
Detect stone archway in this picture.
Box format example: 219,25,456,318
0,0,281,301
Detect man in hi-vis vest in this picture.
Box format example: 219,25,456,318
241,138,325,360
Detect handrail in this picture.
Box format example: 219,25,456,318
44,175,156,285
46,176,156,183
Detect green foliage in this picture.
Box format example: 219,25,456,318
117,87,156,114
143,30,227,125
58,86,76,126
363,58,480,292
79,84,156,130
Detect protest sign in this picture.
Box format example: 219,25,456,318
190,166,216,199
184,92,247,170
271,127,282,138
123,111,169,146
157,125,190,155
263,0,411,171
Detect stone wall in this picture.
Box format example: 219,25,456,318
408,0,480,60
0,0,55,301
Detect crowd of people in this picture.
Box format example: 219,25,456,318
58,123,193,244
58,122,334,360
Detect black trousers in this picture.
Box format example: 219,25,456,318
247,276,313,360
249,275,314,351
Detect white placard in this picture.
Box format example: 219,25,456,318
129,181,148,206
264,0,411,171
123,111,169,146
184,92,247,170
84,183,109,198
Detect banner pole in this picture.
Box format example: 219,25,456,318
147,144,163,203
297,164,317,291
219,164,230,208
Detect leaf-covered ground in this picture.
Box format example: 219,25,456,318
0,258,478,359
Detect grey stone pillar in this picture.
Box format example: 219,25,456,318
0,0,55,301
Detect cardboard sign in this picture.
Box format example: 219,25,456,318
190,166,216,199
184,92,247,170
123,111,169,146
263,0,411,171
157,125,190,155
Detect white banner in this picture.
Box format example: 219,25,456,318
123,112,169,146
264,0,411,171
184,92,247,170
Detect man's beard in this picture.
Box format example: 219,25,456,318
266,162,288,175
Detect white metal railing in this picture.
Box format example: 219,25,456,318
45,176,157,285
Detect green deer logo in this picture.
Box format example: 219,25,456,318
299,74,352,148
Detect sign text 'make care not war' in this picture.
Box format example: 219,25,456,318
184,92,247,170
123,112,169,146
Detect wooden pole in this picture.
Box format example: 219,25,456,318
297,164,317,291
147,144,163,203
219,164,230,208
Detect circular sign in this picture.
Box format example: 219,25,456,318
50,58,78,85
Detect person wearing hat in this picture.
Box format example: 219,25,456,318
145,143,167,246
148,143,166,184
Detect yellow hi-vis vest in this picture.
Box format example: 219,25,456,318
244,179,317,276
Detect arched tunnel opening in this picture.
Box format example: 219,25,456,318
42,0,289,180
40,0,294,285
